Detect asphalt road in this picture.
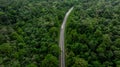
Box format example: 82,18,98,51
59,7,74,67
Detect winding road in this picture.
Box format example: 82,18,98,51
59,7,74,67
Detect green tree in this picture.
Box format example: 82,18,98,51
115,61,120,67
41,54,58,67
49,44,60,57
12,60,21,67
72,57,88,67
49,27,58,37
92,61,102,67
114,38,120,47
26,63,37,67
66,51,75,67
102,34,112,46
0,43,12,54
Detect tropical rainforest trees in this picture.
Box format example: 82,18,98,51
0,0,72,67
0,0,120,67
66,0,120,67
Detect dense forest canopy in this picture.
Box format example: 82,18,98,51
0,0,120,67
66,0,120,67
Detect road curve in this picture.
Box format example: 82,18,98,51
59,7,74,67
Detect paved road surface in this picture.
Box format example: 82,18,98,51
59,7,74,67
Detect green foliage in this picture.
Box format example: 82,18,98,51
49,44,60,57
26,63,37,67
0,0,69,66
114,38,120,47
41,54,58,67
116,61,120,67
11,32,24,42
12,60,21,67
66,51,75,67
0,43,12,54
66,0,120,67
72,57,88,67
0,0,120,67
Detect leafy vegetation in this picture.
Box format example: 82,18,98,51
0,0,120,67
66,0,120,67
0,0,71,66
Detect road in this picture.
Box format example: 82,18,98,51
59,7,74,67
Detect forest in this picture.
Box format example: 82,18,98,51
0,0,120,67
